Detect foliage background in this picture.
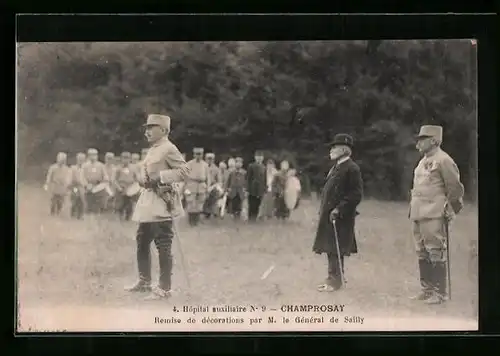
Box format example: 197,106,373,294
17,40,477,200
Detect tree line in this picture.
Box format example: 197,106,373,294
17,40,477,200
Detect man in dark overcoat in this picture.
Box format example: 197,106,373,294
313,134,363,292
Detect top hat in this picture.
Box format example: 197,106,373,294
331,133,354,148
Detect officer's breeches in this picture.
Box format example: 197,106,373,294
412,218,448,296
136,221,174,291
412,218,447,262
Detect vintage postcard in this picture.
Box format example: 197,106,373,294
16,39,478,332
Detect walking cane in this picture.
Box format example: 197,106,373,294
444,217,452,301
171,218,192,292
331,219,345,287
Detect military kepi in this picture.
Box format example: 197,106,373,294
331,133,354,148
416,125,443,142
193,147,204,154
143,114,171,131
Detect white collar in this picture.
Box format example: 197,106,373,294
337,156,350,166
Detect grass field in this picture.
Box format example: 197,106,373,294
16,183,478,332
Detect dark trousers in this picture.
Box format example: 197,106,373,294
326,253,345,288
247,195,262,221
136,220,174,291
230,195,243,218
70,192,85,219
116,194,134,221
188,213,201,226
86,192,104,214
50,194,65,215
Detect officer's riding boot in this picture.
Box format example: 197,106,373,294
425,261,447,304
410,259,432,300
157,249,173,293
125,237,152,292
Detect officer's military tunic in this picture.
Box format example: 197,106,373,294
45,163,71,215
131,136,189,292
409,147,464,297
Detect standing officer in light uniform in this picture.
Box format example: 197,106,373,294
114,151,141,221
44,152,71,216
126,114,189,300
82,148,109,214
410,125,465,304
104,152,118,212
184,147,210,226
69,152,88,219
203,152,221,219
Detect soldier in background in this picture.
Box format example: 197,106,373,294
114,151,141,221
258,158,278,219
184,147,210,226
126,114,189,300
246,150,267,222
69,152,88,219
409,125,465,305
226,157,247,220
130,153,141,174
82,148,109,214
203,152,221,219
104,152,118,213
272,160,291,220
44,152,71,216
224,157,236,216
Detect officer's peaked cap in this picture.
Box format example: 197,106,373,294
144,114,171,131
416,125,443,142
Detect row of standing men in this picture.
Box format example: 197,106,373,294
44,148,302,225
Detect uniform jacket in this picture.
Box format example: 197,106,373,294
69,164,87,187
114,164,140,191
45,163,71,195
185,159,210,194
409,147,465,221
82,161,109,186
207,163,220,188
313,158,363,256
272,170,288,197
132,136,189,223
226,168,247,199
104,164,117,188
247,162,267,197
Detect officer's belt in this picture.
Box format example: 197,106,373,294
411,189,446,198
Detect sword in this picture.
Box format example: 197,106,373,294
331,219,345,287
171,218,191,291
444,221,451,300
443,212,452,301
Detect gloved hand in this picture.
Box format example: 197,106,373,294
329,208,340,222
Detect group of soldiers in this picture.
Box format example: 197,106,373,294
44,112,466,306
44,148,149,221
44,147,302,227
